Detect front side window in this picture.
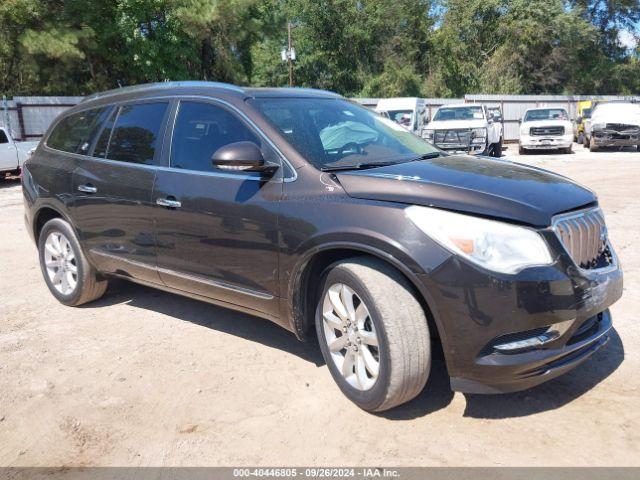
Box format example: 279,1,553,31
171,101,261,172
524,109,568,122
249,98,438,170
0,130,8,144
433,106,484,121
95,102,168,165
47,107,111,154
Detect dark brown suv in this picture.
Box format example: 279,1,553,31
22,82,623,411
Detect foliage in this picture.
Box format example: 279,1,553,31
0,0,638,96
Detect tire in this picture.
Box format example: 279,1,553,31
315,257,431,412
583,134,589,148
38,218,108,306
492,139,503,158
518,145,526,155
562,146,572,154
589,136,598,152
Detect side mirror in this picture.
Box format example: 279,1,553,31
211,141,277,174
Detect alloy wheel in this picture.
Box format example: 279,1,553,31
44,231,78,295
321,283,380,391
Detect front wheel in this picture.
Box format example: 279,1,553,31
589,137,599,152
315,258,431,412
38,218,108,306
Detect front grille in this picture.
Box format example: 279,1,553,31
530,126,565,136
434,129,471,147
553,208,609,269
605,123,640,133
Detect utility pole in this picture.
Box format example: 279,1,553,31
281,22,296,87
287,22,294,87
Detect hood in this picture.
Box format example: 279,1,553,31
522,119,572,129
427,119,487,130
335,155,596,227
14,140,40,151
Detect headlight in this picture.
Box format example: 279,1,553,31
471,127,487,144
520,126,529,135
406,206,553,274
422,129,434,140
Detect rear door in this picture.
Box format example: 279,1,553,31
152,99,283,317
70,101,170,283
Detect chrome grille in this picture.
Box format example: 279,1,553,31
553,208,607,269
530,126,565,136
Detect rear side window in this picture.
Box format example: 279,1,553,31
47,107,110,154
170,101,261,172
95,102,168,165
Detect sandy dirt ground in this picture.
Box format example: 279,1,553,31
0,144,639,467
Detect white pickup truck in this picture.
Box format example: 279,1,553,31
421,103,503,157
1,127,38,178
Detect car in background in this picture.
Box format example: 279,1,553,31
0,127,39,178
421,103,502,157
518,107,573,154
587,101,640,152
375,97,428,136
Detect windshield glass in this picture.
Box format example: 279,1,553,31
582,108,592,119
433,106,484,121
384,109,413,128
248,98,438,170
524,109,568,121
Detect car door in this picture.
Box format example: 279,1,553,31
152,99,283,317
70,101,171,284
0,129,18,171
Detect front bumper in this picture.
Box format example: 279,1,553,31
520,133,573,150
418,232,623,394
592,129,640,147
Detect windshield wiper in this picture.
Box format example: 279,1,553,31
320,152,445,172
411,152,446,161
320,161,399,172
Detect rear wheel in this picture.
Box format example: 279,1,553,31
38,218,108,306
315,257,431,412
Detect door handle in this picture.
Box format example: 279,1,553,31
156,197,182,208
77,184,97,193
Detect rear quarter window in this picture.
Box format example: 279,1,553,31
47,107,111,154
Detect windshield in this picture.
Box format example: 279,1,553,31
433,106,484,121
582,108,592,119
524,109,568,121
249,98,438,170
384,109,414,128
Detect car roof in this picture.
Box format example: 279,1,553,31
437,103,480,109
81,81,341,105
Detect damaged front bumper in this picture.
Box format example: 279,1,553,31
592,126,640,147
419,232,623,394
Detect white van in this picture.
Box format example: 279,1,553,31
375,98,427,135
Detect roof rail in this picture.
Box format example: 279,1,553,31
81,81,245,102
